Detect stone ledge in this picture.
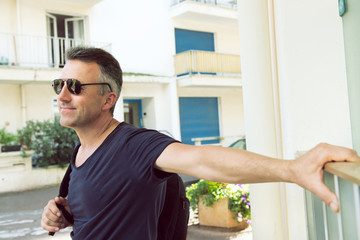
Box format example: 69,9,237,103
0,166,66,194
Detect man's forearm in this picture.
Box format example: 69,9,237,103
184,145,293,184
156,143,293,184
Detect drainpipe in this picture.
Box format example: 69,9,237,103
20,84,26,128
267,1,289,239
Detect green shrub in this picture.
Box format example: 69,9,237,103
17,117,78,167
0,126,19,145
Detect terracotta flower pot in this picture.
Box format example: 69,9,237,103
198,196,249,230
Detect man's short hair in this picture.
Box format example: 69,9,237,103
65,46,123,115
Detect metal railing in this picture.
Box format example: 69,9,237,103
305,162,360,240
190,135,245,147
174,50,241,76
171,0,237,9
191,136,223,145
0,33,111,68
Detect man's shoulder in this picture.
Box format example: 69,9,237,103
114,122,162,138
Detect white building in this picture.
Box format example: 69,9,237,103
0,0,244,148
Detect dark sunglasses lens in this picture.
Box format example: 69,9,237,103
66,79,82,94
52,79,63,95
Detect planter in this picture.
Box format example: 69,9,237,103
198,196,249,229
1,145,22,152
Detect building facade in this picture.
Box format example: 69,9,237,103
0,0,244,147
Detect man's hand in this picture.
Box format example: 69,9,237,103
41,196,72,233
290,143,360,212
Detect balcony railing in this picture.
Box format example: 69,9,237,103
174,50,241,76
171,0,237,9
0,33,111,68
305,162,360,240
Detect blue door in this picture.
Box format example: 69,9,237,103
179,97,220,145
175,28,215,53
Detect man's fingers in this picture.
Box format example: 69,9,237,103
46,199,61,218
41,198,66,232
55,196,66,205
315,143,360,163
55,196,72,217
310,181,339,213
41,214,61,232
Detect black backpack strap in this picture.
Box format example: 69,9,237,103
49,164,74,236
157,174,190,240
58,164,74,224
59,164,72,197
172,174,190,240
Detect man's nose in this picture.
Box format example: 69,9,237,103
57,81,72,101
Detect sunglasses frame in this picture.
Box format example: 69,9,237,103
52,78,113,95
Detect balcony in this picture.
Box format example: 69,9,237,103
170,0,238,26
51,0,103,6
174,50,242,87
171,0,237,9
305,161,360,239
0,33,111,69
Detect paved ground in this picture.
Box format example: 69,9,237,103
0,186,252,240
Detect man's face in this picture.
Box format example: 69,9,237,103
57,59,105,129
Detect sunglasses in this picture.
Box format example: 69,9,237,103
52,79,113,95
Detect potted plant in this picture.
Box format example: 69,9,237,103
186,180,251,229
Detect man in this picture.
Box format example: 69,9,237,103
41,46,359,239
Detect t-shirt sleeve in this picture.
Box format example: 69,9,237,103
122,127,179,183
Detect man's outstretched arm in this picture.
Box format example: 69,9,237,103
155,142,360,212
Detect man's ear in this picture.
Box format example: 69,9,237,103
102,92,117,112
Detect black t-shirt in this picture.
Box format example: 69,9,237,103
68,122,178,239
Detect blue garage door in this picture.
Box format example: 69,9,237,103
175,28,215,53
179,97,220,145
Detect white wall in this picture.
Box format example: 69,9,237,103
0,0,16,33
0,66,61,131
0,84,22,133
0,84,58,133
275,0,352,152
23,85,56,122
275,1,352,239
89,0,175,76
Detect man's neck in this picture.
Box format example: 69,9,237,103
75,116,120,149
72,116,120,167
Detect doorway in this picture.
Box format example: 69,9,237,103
123,99,143,128
46,13,85,67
